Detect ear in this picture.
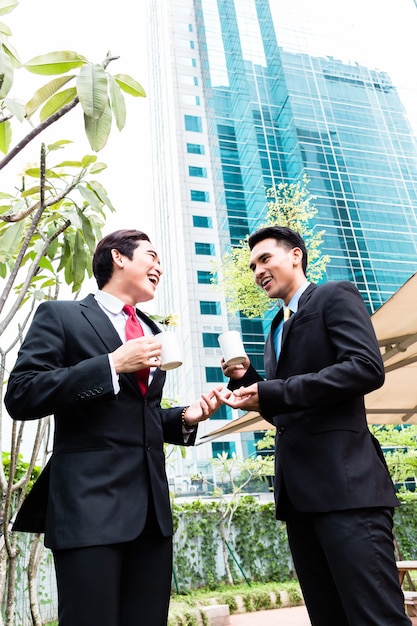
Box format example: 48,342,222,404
291,247,303,268
111,248,124,268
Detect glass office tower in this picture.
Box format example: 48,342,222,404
146,0,417,483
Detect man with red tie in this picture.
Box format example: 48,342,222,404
5,229,222,626
218,226,410,625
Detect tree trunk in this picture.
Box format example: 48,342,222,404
28,535,44,626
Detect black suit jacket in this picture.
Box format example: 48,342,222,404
232,281,399,519
5,294,194,549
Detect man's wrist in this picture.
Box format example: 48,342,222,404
181,406,195,431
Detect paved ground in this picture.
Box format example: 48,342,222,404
229,605,310,625
229,605,417,625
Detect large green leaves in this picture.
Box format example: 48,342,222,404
24,50,87,75
84,101,112,152
114,73,146,97
108,74,126,131
0,0,18,16
0,41,13,98
26,75,75,119
0,118,11,154
76,63,108,119
39,86,77,121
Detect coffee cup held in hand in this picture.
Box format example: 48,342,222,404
218,331,246,367
159,332,183,371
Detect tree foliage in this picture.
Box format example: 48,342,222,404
215,177,330,318
0,2,146,623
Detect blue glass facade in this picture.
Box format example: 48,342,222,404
148,0,417,467
195,0,417,315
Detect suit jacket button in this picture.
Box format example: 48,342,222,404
278,426,285,435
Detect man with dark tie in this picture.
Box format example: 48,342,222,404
5,229,223,626
217,226,410,625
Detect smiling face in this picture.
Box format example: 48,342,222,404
107,239,163,304
249,237,306,304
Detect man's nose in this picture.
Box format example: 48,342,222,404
254,266,264,282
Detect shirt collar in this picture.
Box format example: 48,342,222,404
94,290,125,315
287,281,310,314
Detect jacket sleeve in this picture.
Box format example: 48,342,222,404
5,302,115,421
258,281,385,419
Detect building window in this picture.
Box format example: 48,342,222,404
192,215,212,227
210,405,232,420
187,143,205,155
212,441,236,458
191,190,210,202
189,166,207,178
202,332,219,347
182,94,200,106
185,115,202,132
200,301,221,315
205,367,224,382
197,270,213,284
195,242,215,255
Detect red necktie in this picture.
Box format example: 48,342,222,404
123,305,149,395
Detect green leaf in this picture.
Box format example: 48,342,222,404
0,221,25,261
77,183,103,212
108,74,126,131
47,139,73,151
0,43,13,98
0,118,11,154
87,180,115,212
24,51,87,75
57,237,70,273
25,167,61,179
72,231,87,290
84,102,112,152
38,256,55,273
0,20,12,36
4,96,25,121
90,162,107,174
76,63,108,120
46,236,59,260
0,0,18,17
39,86,77,121
21,185,42,197
25,75,75,119
81,154,97,168
78,209,96,254
114,73,146,97
2,40,21,67
53,160,83,168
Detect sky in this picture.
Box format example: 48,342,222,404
5,0,154,239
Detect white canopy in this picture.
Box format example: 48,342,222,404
366,271,417,425
200,272,417,444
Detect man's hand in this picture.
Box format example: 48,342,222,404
221,355,251,380
214,383,260,412
111,336,162,374
182,385,225,427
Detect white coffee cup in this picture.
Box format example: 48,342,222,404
218,330,246,367
159,332,183,371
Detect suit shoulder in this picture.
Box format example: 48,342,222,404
37,295,95,311
314,280,360,296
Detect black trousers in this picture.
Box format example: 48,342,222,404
52,505,172,626
286,504,410,626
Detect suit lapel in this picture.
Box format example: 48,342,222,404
264,308,282,379
79,294,122,352
265,284,318,377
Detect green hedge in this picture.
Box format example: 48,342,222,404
171,494,417,592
